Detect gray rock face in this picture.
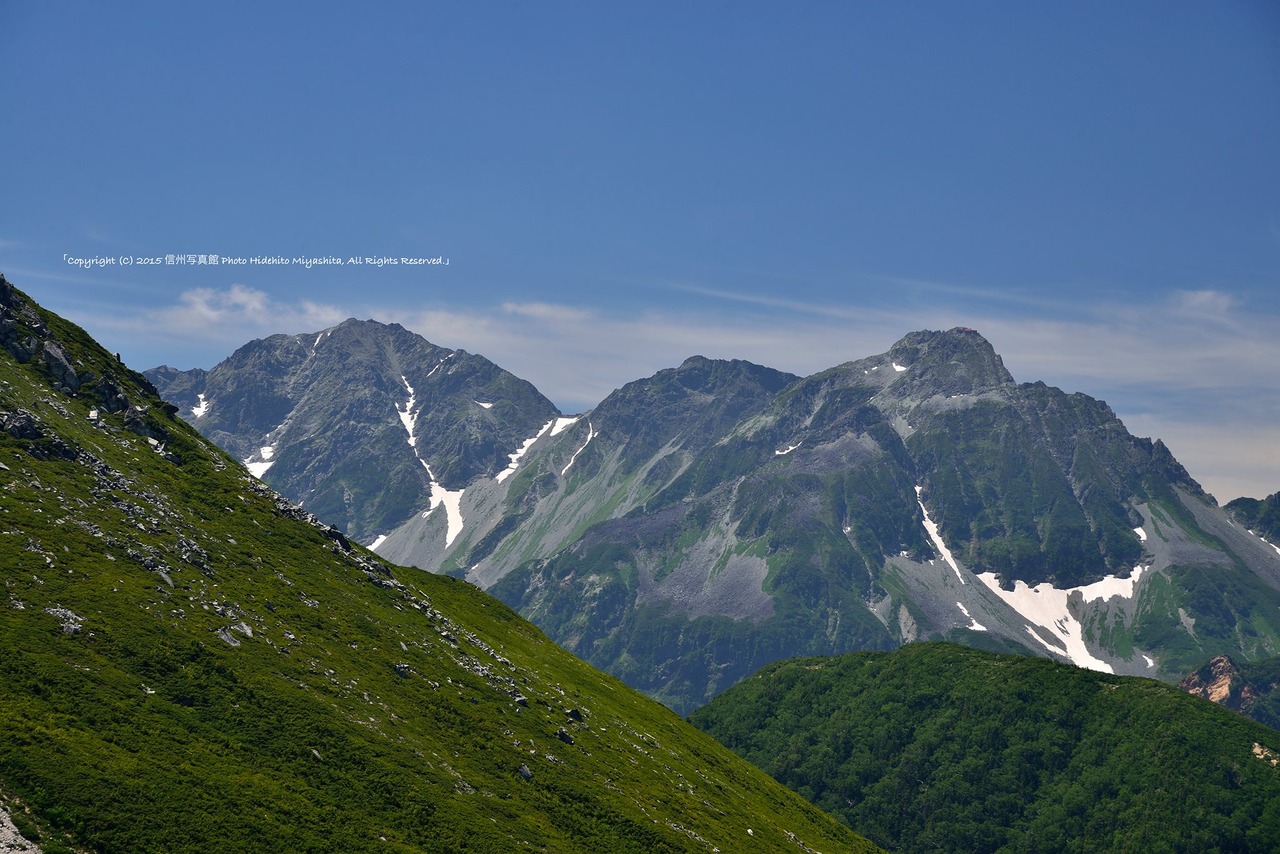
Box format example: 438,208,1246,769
0,804,39,853
42,340,79,391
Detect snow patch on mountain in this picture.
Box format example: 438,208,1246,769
916,486,965,584
892,362,908,372
423,464,465,546
245,445,276,478
775,442,802,456
956,601,987,631
475,401,494,409
369,534,388,551
561,421,597,476
391,374,464,545
191,392,209,418
1134,526,1147,542
425,353,454,379
1248,530,1280,557
550,415,580,436
396,375,419,447
975,567,1147,673
496,419,557,483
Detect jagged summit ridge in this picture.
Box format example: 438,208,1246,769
146,318,560,542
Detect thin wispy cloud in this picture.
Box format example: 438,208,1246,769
668,283,876,322
982,291,1278,397
500,302,593,323
1170,289,1239,318
85,284,348,351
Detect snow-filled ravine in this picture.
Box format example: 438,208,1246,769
496,418,558,483
561,421,597,476
956,601,987,632
422,465,465,546
396,374,465,546
975,567,1147,673
915,486,965,583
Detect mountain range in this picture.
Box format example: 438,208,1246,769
150,320,1280,715
0,273,873,852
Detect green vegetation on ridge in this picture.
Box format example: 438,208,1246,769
1227,492,1280,543
692,642,1280,853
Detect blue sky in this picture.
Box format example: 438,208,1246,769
3,2,1278,501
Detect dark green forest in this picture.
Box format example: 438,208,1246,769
692,643,1280,853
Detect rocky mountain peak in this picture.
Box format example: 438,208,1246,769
883,327,1015,396
147,317,560,542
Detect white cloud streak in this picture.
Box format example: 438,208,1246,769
86,284,349,354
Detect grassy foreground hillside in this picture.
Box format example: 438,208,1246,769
0,275,875,853
692,643,1280,853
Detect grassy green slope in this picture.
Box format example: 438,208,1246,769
692,643,1280,853
0,279,874,853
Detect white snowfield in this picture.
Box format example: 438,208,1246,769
550,415,580,436
425,353,454,379
396,375,419,446
774,442,802,456
423,465,465,547
245,445,276,478
191,392,209,418
976,567,1147,673
1247,529,1280,557
915,484,1154,672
